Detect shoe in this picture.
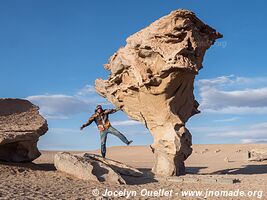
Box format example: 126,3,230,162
127,140,133,146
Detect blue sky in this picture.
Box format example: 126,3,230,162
1,0,267,150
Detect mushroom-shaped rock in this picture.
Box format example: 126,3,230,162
0,98,48,162
95,9,222,176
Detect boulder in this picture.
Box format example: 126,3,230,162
84,153,143,177
54,152,126,184
95,9,222,176
0,98,48,162
248,148,267,162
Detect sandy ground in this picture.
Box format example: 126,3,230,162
0,144,267,199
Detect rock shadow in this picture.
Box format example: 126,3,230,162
211,164,267,175
0,161,56,171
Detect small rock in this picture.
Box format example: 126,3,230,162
201,149,209,154
214,149,221,153
224,157,230,162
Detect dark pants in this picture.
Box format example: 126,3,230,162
100,126,129,158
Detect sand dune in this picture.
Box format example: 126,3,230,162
0,144,266,199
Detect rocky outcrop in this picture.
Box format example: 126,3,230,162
84,153,143,177
54,152,126,184
95,9,222,176
0,98,48,162
248,148,267,162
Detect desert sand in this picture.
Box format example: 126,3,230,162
0,144,266,199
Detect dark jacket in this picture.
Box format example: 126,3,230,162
82,108,120,131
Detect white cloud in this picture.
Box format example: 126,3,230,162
191,121,267,142
197,75,229,87
241,139,267,144
26,85,108,119
76,84,96,96
251,122,267,129
213,117,240,123
197,75,267,114
27,94,89,118
197,75,267,88
205,106,267,114
48,128,82,134
112,120,142,126
123,130,150,136
201,87,267,108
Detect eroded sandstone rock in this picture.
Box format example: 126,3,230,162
54,152,126,184
84,153,143,177
248,148,267,162
0,98,48,162
95,9,222,176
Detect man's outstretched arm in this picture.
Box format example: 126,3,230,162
104,105,124,114
80,114,95,130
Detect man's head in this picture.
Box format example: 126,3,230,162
95,105,103,113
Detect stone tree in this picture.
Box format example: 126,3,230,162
95,9,222,176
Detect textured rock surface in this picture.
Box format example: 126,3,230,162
54,152,126,184
0,98,48,162
95,9,222,176
248,148,267,162
84,153,143,177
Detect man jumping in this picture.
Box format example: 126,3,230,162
80,105,133,158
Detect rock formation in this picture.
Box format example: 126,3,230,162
95,9,222,176
84,153,143,177
54,152,126,184
248,148,267,162
0,98,48,162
